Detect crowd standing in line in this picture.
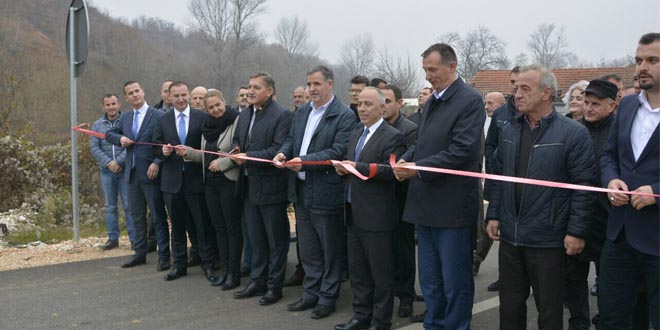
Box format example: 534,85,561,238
94,32,660,330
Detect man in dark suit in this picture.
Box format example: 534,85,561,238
599,32,660,330
231,72,292,306
334,87,406,330
380,84,418,318
152,81,219,283
393,43,485,330
105,81,170,270
273,65,358,319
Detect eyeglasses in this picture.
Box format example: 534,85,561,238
238,93,248,97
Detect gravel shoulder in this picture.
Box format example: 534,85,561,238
0,236,133,272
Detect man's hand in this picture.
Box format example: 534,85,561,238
393,159,418,182
231,153,247,165
107,160,121,173
119,136,135,148
486,220,500,241
607,179,630,207
334,160,355,176
147,163,159,180
162,144,173,157
272,153,286,168
174,145,190,157
285,157,303,172
631,185,657,211
564,235,585,255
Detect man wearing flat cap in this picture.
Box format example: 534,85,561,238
564,79,618,330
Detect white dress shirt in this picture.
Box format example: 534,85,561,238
631,91,660,161
297,96,334,180
174,106,191,143
132,102,149,133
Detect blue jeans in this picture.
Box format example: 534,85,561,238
417,225,474,330
100,167,133,241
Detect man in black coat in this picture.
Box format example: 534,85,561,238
152,81,219,284
334,87,406,330
486,65,596,329
274,65,358,319
393,43,485,330
565,79,618,330
380,84,418,318
232,73,292,306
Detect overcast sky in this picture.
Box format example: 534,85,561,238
90,0,659,66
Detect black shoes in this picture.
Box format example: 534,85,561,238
187,255,201,267
164,267,187,281
258,289,283,306
121,256,146,268
233,282,267,299
101,239,119,251
204,269,221,285
156,258,171,272
487,280,500,292
310,304,336,319
397,302,413,318
334,318,370,330
286,299,317,312
283,268,305,287
221,273,241,291
410,310,427,323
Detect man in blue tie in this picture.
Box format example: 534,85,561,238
334,87,406,330
153,81,219,284
105,81,170,270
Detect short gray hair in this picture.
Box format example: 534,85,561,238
363,86,386,104
520,64,558,99
307,65,334,81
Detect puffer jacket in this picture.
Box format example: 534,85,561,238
485,109,597,248
90,113,126,167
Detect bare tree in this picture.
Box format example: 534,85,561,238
274,16,317,58
439,26,509,82
527,23,575,69
372,47,420,97
513,52,529,67
339,33,375,76
188,0,266,91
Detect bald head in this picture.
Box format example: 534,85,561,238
292,86,306,109
191,86,208,110
484,92,505,117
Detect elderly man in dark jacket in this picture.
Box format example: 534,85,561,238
486,65,597,330
274,65,358,320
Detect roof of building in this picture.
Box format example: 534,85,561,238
470,67,636,98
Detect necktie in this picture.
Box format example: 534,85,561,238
132,110,139,138
178,113,187,144
348,127,369,203
131,111,139,168
354,127,369,161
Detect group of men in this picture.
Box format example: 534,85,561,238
89,33,659,330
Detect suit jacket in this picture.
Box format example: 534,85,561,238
232,97,292,205
105,105,164,184
279,96,359,210
346,122,406,232
153,107,208,194
400,78,486,228
601,94,660,256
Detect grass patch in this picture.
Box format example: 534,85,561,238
7,225,107,245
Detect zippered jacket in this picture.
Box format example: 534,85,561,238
485,109,597,248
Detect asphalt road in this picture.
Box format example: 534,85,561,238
0,242,597,330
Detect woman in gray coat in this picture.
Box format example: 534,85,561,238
185,89,242,289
